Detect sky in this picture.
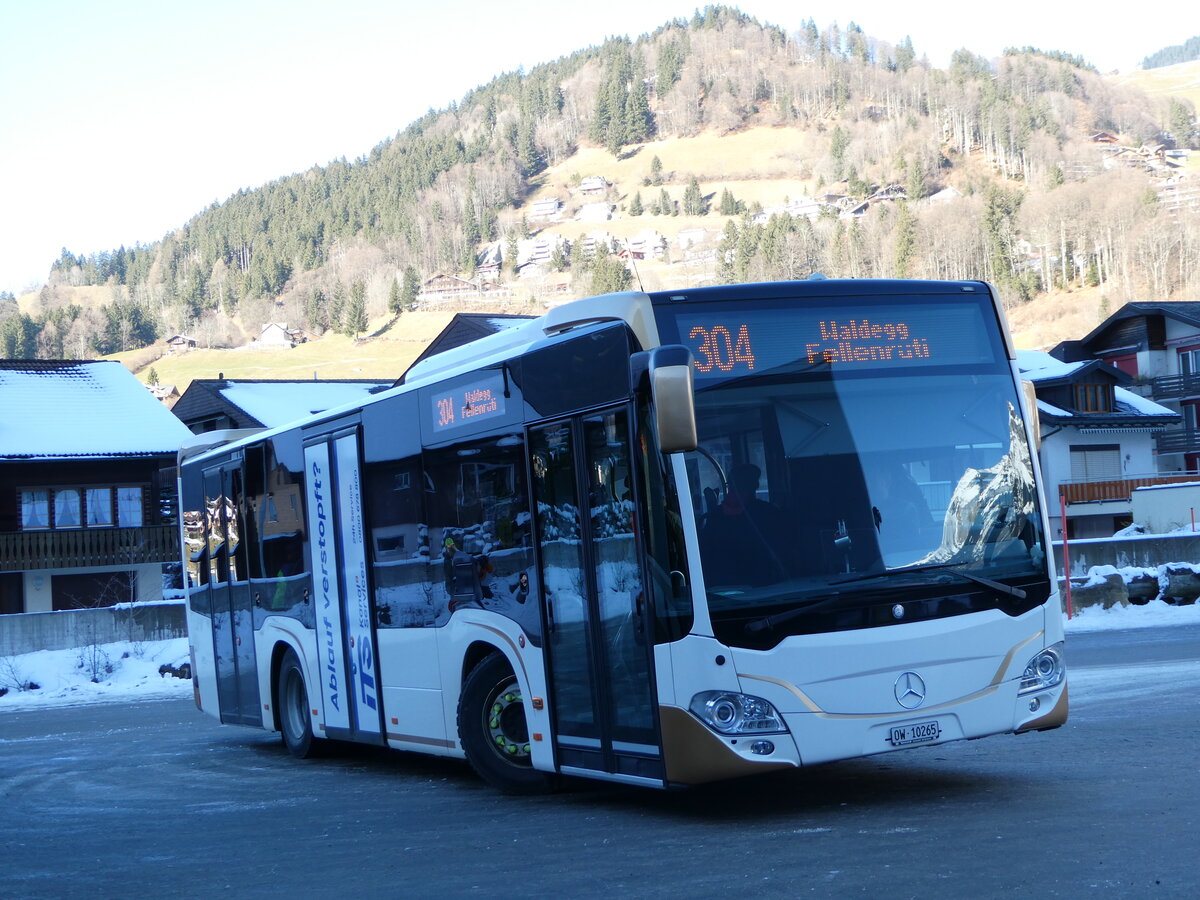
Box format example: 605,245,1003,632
0,0,1194,296
1,601,1197,712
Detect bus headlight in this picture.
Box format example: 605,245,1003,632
689,691,787,735
1018,642,1065,695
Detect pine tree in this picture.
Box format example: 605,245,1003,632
629,192,644,216
147,367,160,385
683,176,705,215
330,282,345,333
401,266,420,310
830,126,850,180
388,277,402,314
550,240,570,271
717,220,739,284
893,201,917,278
345,280,367,338
657,40,684,94
590,253,633,294
649,155,663,185
570,235,590,274
504,231,520,277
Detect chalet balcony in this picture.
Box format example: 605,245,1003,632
0,526,179,573
1155,429,1200,455
1148,373,1200,401
1058,472,1200,504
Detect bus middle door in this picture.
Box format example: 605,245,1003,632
302,428,384,745
530,407,665,785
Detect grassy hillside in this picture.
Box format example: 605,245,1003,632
111,311,459,391
1112,59,1200,113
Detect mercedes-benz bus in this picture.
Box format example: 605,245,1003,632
179,278,1066,793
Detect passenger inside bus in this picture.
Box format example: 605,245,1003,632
701,463,789,586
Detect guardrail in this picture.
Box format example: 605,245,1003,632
1155,430,1200,455
1150,373,1200,401
1059,473,1200,504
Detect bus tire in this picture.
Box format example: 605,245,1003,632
277,648,320,759
458,653,553,794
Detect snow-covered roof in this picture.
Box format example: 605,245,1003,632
1037,399,1071,417
1114,386,1176,417
0,360,192,458
1016,349,1090,381
218,381,389,429
1018,350,1176,418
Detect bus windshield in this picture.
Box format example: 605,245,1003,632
656,292,1048,648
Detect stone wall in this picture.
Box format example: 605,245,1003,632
0,602,187,656
1054,534,1200,610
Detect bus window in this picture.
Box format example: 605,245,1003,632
421,432,541,644
365,455,433,627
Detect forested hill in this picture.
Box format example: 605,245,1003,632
5,5,1199,360
1143,37,1200,70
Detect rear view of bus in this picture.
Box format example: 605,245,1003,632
651,279,1066,780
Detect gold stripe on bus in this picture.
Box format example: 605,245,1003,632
386,732,457,749
738,630,1045,720
738,671,1005,719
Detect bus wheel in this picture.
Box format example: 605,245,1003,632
277,648,319,759
458,653,553,794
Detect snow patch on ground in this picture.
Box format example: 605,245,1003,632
0,637,192,712
1063,598,1200,633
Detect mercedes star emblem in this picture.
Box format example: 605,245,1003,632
894,671,927,709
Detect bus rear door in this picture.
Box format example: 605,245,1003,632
202,461,261,726
530,406,665,785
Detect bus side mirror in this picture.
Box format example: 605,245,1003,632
649,345,698,454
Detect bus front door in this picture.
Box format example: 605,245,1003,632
530,408,665,785
302,429,384,745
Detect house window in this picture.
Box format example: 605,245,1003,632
117,487,144,527
1180,348,1200,375
1070,445,1122,480
55,489,82,528
21,490,49,529
1073,383,1112,412
87,488,114,526
19,485,145,530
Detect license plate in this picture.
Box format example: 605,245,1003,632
889,720,941,747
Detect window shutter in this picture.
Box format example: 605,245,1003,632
1070,445,1121,480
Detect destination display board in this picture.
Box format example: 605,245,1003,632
665,300,999,381
429,371,508,434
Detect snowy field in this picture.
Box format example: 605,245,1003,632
0,602,1196,713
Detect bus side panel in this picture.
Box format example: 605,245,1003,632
377,629,451,753
436,615,555,770
187,604,220,720
255,618,320,735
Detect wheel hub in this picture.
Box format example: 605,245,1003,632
486,681,531,762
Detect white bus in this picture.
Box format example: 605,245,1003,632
179,279,1066,793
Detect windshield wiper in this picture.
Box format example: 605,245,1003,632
831,562,1027,600
743,592,844,635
